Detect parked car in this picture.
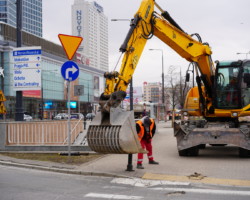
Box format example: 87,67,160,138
24,114,32,121
86,113,96,120
70,113,84,119
54,113,69,120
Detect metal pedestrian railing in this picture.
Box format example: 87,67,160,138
6,120,83,146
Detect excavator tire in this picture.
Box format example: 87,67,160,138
239,148,250,158
178,146,199,157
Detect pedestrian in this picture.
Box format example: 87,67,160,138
136,116,159,169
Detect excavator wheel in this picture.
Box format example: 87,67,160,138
239,148,250,158
178,146,199,157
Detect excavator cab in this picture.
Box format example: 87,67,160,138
214,60,250,110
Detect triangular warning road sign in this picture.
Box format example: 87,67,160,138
0,90,6,102
58,34,83,60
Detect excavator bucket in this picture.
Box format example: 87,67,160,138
86,107,146,154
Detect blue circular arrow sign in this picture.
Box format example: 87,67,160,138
61,61,79,81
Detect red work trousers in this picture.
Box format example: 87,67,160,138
137,139,154,164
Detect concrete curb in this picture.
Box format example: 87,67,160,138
0,160,131,179
2,159,250,188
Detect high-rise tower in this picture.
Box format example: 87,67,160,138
72,0,108,71
0,0,42,37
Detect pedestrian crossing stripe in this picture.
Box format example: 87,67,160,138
0,90,6,102
0,102,6,114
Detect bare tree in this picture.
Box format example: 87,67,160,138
166,65,193,109
166,66,181,110
177,71,191,109
165,65,192,125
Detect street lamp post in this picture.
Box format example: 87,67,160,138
236,51,250,59
126,77,134,172
111,18,134,171
149,49,165,105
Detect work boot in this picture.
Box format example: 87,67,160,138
149,160,159,165
136,164,144,169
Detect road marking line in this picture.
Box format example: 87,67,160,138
143,173,250,187
84,193,143,199
151,187,250,196
111,177,190,187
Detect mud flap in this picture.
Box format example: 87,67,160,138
86,107,146,154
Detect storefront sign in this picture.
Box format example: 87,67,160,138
76,10,82,36
94,1,103,13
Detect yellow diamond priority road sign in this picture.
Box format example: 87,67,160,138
0,90,6,114
0,102,6,114
58,34,83,60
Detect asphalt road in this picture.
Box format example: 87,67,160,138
153,124,250,180
1,165,250,200
76,122,250,183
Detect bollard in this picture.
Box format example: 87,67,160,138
126,154,134,171
84,120,87,130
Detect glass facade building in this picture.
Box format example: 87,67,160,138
0,0,42,37
0,23,104,119
72,0,108,71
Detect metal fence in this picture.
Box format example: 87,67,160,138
6,120,83,146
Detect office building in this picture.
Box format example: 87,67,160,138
0,22,104,119
143,82,161,103
0,0,42,37
72,0,108,71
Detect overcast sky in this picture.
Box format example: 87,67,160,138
43,0,250,87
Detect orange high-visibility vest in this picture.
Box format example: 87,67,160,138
136,118,154,141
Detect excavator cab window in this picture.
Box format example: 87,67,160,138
241,62,250,107
215,62,241,109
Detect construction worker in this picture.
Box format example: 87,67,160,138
136,116,159,169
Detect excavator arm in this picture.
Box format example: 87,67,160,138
101,0,214,114
100,0,154,113
87,0,215,154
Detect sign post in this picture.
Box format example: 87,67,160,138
58,34,82,158
61,61,80,157
67,78,72,157
15,0,23,121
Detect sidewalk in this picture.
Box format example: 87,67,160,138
74,121,173,178
1,121,250,187
0,121,172,179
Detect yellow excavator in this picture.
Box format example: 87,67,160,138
87,0,250,157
